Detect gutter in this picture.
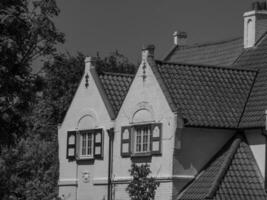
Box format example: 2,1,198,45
107,128,114,200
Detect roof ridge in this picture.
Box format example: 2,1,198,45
206,135,242,198
237,72,259,128
156,59,258,73
184,37,242,49
162,45,178,61
255,31,267,47
99,71,135,77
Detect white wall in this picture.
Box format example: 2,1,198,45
245,129,266,178
58,65,113,200
113,58,177,199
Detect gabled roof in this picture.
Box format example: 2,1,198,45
164,37,244,67
98,72,134,116
178,134,267,200
234,33,267,128
155,60,257,128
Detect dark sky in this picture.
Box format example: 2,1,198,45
54,0,253,64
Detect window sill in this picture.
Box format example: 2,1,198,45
131,152,152,158
76,156,94,161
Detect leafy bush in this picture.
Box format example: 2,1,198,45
126,163,159,200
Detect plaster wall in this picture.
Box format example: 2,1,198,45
113,58,177,198
245,129,266,178
173,128,235,177
58,67,113,200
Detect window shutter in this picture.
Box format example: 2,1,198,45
67,131,76,159
75,131,80,159
94,129,103,159
121,126,131,157
151,123,162,155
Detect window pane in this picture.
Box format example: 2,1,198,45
136,129,142,152
87,134,92,155
134,126,151,153
82,134,87,155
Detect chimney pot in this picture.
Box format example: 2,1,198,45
173,31,187,46
244,1,267,48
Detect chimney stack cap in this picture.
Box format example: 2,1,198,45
173,31,187,46
142,44,155,51
173,31,187,38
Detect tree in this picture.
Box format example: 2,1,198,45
0,0,64,145
96,50,136,74
126,163,160,200
0,135,58,200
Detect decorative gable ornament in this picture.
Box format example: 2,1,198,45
142,62,147,81
85,73,89,88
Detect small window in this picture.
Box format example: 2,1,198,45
121,123,162,157
133,125,151,153
80,131,94,158
66,129,103,160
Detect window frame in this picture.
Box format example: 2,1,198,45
78,130,95,159
120,123,162,158
132,124,152,156
75,128,104,160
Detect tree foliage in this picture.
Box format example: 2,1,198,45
96,50,136,74
0,135,58,200
1,1,136,198
0,0,64,145
126,163,160,200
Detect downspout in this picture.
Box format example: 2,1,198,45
264,110,267,191
107,128,114,200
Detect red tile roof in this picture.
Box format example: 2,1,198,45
155,60,257,128
178,134,267,200
234,33,267,128
164,38,243,67
98,72,134,115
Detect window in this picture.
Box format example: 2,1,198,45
134,125,151,153
80,131,94,158
66,129,103,160
121,123,162,157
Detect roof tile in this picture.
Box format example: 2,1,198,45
178,135,267,200
98,72,134,115
165,38,243,67
156,60,257,128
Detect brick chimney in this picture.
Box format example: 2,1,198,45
173,31,187,47
244,1,267,48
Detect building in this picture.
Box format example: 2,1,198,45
58,2,267,200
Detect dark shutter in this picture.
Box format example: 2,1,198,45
67,131,76,159
151,123,162,155
94,129,103,159
121,126,131,157
75,131,80,159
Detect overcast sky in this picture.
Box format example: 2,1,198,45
54,0,253,64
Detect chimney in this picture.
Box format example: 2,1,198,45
173,31,187,47
142,44,155,61
244,1,267,48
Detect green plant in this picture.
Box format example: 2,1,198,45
126,163,159,200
